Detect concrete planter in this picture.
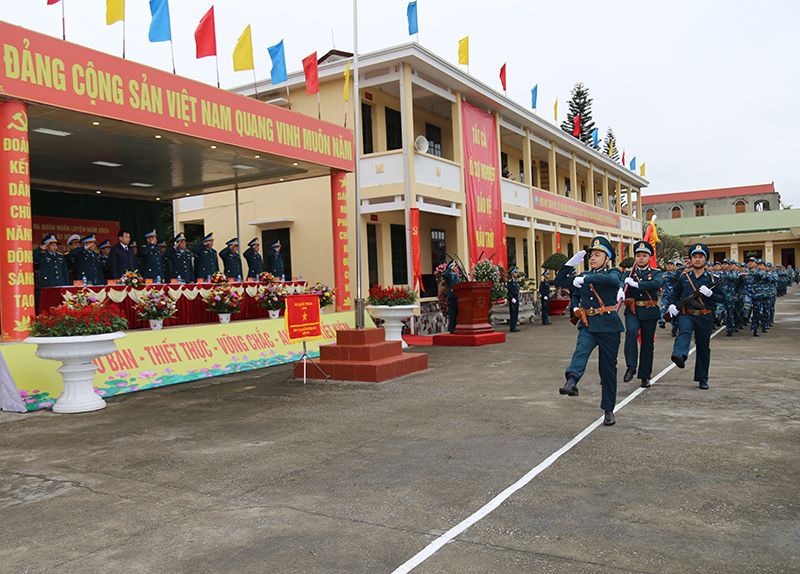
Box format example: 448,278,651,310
366,305,418,348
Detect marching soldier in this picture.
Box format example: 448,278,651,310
507,268,520,332
555,236,625,426
166,232,194,282
243,238,264,279
33,233,69,289
140,229,167,282
719,259,741,336
220,238,243,280
750,259,769,336
68,234,104,285
266,240,285,280
622,241,663,388
192,232,219,280
539,270,552,325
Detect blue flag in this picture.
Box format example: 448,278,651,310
148,0,172,42
592,128,599,148
268,40,288,85
407,1,418,35
630,157,636,171
531,84,538,109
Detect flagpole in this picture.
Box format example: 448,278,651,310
353,0,364,329
252,69,259,100
169,40,176,74
215,55,220,88
122,17,126,59
286,85,292,110
61,0,66,40
317,92,321,120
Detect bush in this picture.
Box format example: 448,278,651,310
367,285,418,306
542,253,568,270
30,305,129,337
620,256,635,269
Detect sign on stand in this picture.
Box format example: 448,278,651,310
285,294,327,383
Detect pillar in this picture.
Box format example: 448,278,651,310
548,142,557,195
730,243,739,261
0,101,34,341
453,91,469,266
765,241,774,265
330,170,352,311
587,162,595,206
602,170,609,211
569,152,578,199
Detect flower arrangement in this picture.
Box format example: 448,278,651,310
258,271,278,283
133,291,177,320
208,272,229,285
29,299,129,337
202,284,243,313
255,282,286,310
118,270,146,288
367,284,418,307
307,281,335,307
64,288,104,310
471,259,507,303
434,261,468,316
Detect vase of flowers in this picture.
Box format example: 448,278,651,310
208,272,229,285
255,282,286,319
133,291,177,330
366,285,419,348
24,290,129,414
470,259,507,305
258,271,278,283
118,270,146,288
308,281,335,312
202,284,242,322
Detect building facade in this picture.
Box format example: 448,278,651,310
642,183,780,220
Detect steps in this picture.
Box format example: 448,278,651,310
292,328,428,383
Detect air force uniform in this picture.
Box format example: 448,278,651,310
243,238,264,279
139,229,167,281
192,233,219,280
33,234,69,288
68,235,104,285
166,233,194,282
219,238,243,279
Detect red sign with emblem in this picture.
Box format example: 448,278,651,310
285,294,323,342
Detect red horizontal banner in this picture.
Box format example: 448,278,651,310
32,216,119,246
534,189,621,228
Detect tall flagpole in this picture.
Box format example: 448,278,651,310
253,69,259,99
61,0,66,40
122,15,126,59
169,40,176,74
352,0,364,329
215,55,220,88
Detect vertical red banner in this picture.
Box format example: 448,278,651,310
330,170,351,311
462,101,506,270
556,231,562,253
0,101,34,340
410,207,421,290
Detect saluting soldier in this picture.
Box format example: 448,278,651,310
166,232,194,282
443,260,461,334
220,238,243,280
243,238,264,279
139,229,167,282
555,236,625,426
507,268,520,332
192,232,219,280
33,233,69,289
68,234,104,285
266,240,285,280
622,241,663,388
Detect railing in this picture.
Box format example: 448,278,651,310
360,151,404,188
414,153,460,193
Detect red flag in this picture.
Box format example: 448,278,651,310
303,52,319,95
499,63,506,91
47,0,61,4
572,115,581,136
194,7,217,59
622,150,626,166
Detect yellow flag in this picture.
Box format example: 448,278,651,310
106,0,124,25
609,138,614,157
458,37,469,65
651,221,660,243
554,98,558,121
640,163,646,177
343,61,350,102
233,25,254,72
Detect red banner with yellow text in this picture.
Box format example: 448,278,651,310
32,216,120,247
330,170,351,311
285,294,323,342
462,101,506,270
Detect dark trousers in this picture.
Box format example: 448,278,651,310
509,300,519,330
541,298,550,324
673,313,713,384
448,296,458,334
624,313,657,380
751,298,765,331
566,328,620,412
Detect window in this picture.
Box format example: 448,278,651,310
361,103,374,155
430,229,446,273
564,177,571,198
367,224,378,287
596,190,603,209
645,208,656,221
755,200,770,212
385,107,402,151
695,203,705,217
507,237,517,270
425,123,442,157
518,159,525,184
522,238,529,276
672,206,682,219
735,200,746,213
390,224,408,284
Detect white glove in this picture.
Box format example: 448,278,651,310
565,250,586,266
573,276,585,288
543,296,548,301
668,304,679,317
573,307,580,312
511,298,517,304
624,277,639,289
699,285,713,297
616,288,625,304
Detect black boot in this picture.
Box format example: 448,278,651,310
671,353,685,369
559,378,579,396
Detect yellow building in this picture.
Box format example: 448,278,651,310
174,44,648,332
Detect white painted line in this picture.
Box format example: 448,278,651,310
391,326,725,574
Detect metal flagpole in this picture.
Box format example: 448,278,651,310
61,0,66,40
123,15,126,59
235,182,241,246
352,0,365,329
215,55,220,88
170,40,176,74
253,69,259,99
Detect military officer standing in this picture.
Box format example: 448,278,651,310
507,268,520,332
555,236,625,426
220,238,243,280
139,229,167,282
266,240,285,280
33,233,69,289
667,243,725,389
192,232,219,280
69,234,104,285
539,270,552,325
166,232,194,282
622,241,663,388
98,240,111,282
443,260,461,334
243,238,264,279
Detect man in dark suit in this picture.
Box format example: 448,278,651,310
539,270,552,325
243,238,264,279
443,260,461,334
219,238,243,280
109,230,137,280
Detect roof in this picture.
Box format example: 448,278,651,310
656,208,800,237
642,183,775,205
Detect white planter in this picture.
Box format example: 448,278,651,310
267,309,281,320
149,319,164,331
24,332,127,414
366,305,418,348
218,313,231,324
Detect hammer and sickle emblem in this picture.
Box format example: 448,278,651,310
7,111,28,132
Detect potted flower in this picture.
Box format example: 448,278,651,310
470,259,507,305
308,281,335,312
258,271,278,283
118,270,146,288
133,290,177,330
255,282,286,319
542,253,570,315
366,285,419,348
24,289,129,414
207,272,229,285
202,284,243,323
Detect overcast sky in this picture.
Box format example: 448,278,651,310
2,0,798,206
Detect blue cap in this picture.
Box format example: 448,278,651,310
248,238,259,247
633,240,653,256
82,234,96,243
689,243,710,259
144,229,157,238
589,236,615,260
509,268,517,275
226,238,238,247
98,240,111,249
43,233,58,245
202,233,214,243
271,240,281,248
447,260,456,269
542,270,549,277
157,241,167,247
174,232,186,244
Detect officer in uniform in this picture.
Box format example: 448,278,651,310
139,229,167,282
192,232,219,280
266,240,285,280
667,243,725,389
166,232,194,282
556,237,624,426
69,234,104,285
65,233,83,282
33,233,69,289
97,240,112,283
220,238,243,280
659,260,676,332
157,241,169,278
622,240,663,388
507,268,520,332
539,270,552,325
443,260,461,334
243,238,264,279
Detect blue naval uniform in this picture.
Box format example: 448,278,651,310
669,269,725,385
192,243,219,280
443,267,461,334
139,242,167,282
166,246,194,282
556,264,624,412
623,266,663,381
33,248,69,288
243,247,264,279
68,246,104,285
506,276,520,331
266,248,284,279
219,246,243,279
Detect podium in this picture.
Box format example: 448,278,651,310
433,280,505,346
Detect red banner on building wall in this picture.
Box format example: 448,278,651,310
534,189,621,228
330,170,351,311
462,101,506,270
410,207,421,289
285,294,323,342
32,216,120,247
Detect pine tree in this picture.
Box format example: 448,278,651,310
560,82,596,146
602,128,620,161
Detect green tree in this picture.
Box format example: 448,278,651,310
560,82,596,147
655,225,688,269
602,128,620,161
542,253,568,270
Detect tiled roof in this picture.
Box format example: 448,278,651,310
642,183,775,205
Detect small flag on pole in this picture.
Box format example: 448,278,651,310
531,84,538,109
622,150,626,166
233,25,254,71
148,0,172,42
640,163,646,177
630,157,636,171
458,37,469,65
609,139,614,158
303,52,319,95
343,61,350,101
107,0,124,25
554,98,558,121
592,128,599,148
194,6,216,58
407,1,418,35
572,115,581,136
47,0,60,4
268,40,287,85
499,63,506,92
